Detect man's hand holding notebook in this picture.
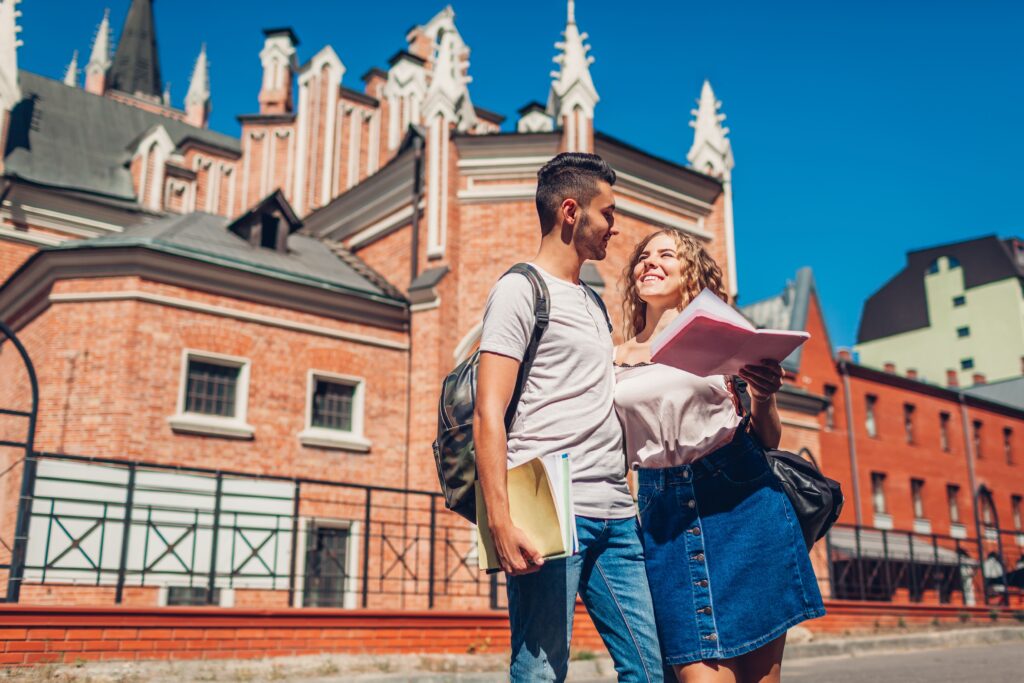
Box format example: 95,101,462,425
651,288,810,377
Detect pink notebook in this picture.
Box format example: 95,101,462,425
650,289,809,377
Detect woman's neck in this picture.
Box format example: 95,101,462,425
635,301,680,345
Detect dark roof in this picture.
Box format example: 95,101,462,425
517,101,546,115
474,106,506,125
361,67,388,82
4,71,240,202
409,266,449,292
741,267,816,374
388,50,425,67
963,376,1024,412
107,0,162,99
857,235,1024,343
262,27,300,45
49,211,404,302
339,87,379,107
236,113,296,124
228,189,301,235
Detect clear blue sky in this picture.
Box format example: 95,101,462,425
19,1,1024,349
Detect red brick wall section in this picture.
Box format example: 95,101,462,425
0,601,1020,666
0,604,603,666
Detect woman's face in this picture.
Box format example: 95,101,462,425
633,233,683,307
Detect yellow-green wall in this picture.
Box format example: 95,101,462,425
856,256,1024,386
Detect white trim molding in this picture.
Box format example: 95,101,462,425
298,369,371,452
168,349,255,439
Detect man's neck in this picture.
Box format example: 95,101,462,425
532,231,585,284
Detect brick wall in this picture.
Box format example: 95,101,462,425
0,601,1020,666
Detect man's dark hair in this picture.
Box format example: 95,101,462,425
535,153,616,235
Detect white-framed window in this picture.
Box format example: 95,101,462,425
158,585,235,607
871,472,887,514
293,517,361,608
911,479,926,519
865,394,878,438
947,484,961,523
168,349,254,439
298,370,371,452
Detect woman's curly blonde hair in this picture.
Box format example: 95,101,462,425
621,229,727,340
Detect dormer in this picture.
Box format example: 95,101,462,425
228,190,301,253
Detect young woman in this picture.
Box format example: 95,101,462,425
614,230,824,683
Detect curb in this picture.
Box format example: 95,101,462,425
785,625,1024,660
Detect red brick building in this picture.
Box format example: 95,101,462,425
0,0,732,615
743,269,1024,609
0,0,1020,667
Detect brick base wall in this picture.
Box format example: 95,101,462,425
0,601,1019,666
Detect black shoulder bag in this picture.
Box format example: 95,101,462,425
729,377,844,549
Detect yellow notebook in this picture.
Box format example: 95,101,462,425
475,453,577,572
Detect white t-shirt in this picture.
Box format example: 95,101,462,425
478,263,635,519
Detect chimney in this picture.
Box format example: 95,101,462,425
972,373,986,385
884,362,896,373
258,28,298,114
361,67,387,99
946,370,959,388
838,348,852,362
906,369,918,380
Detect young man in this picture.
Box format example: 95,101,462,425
475,153,663,683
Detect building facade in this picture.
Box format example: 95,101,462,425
0,0,736,611
856,235,1024,387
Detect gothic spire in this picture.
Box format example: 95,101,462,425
63,50,78,86
547,0,598,120
687,79,734,177
185,43,210,127
107,0,162,99
0,0,22,111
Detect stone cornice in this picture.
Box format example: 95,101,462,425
0,247,409,334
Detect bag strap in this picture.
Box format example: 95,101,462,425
581,282,613,333
501,263,550,430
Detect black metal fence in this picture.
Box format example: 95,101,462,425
825,523,1024,607
1,451,504,610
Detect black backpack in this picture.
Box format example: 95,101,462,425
431,263,611,522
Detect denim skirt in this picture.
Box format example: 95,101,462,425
636,430,825,666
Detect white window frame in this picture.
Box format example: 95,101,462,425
292,517,361,608
157,585,235,607
298,370,371,452
168,349,254,439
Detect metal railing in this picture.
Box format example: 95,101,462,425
825,523,1024,607
1,451,501,610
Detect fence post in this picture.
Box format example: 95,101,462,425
428,497,437,609
361,488,372,608
287,481,301,607
114,463,137,604
5,453,39,603
207,473,223,605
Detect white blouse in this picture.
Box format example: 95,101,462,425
614,362,742,469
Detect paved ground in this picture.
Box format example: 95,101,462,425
782,641,1024,683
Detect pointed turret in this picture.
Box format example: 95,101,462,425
85,8,111,94
258,27,298,114
0,0,22,112
687,80,734,177
421,7,475,130
108,0,161,100
687,80,738,297
63,50,79,87
547,0,598,152
185,43,210,128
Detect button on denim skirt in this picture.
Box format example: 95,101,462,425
636,430,825,666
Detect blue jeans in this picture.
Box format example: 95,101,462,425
506,515,663,682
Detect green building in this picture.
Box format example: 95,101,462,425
856,235,1024,387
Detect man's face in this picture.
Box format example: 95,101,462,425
572,181,617,261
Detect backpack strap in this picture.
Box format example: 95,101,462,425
581,282,613,333
501,263,550,430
